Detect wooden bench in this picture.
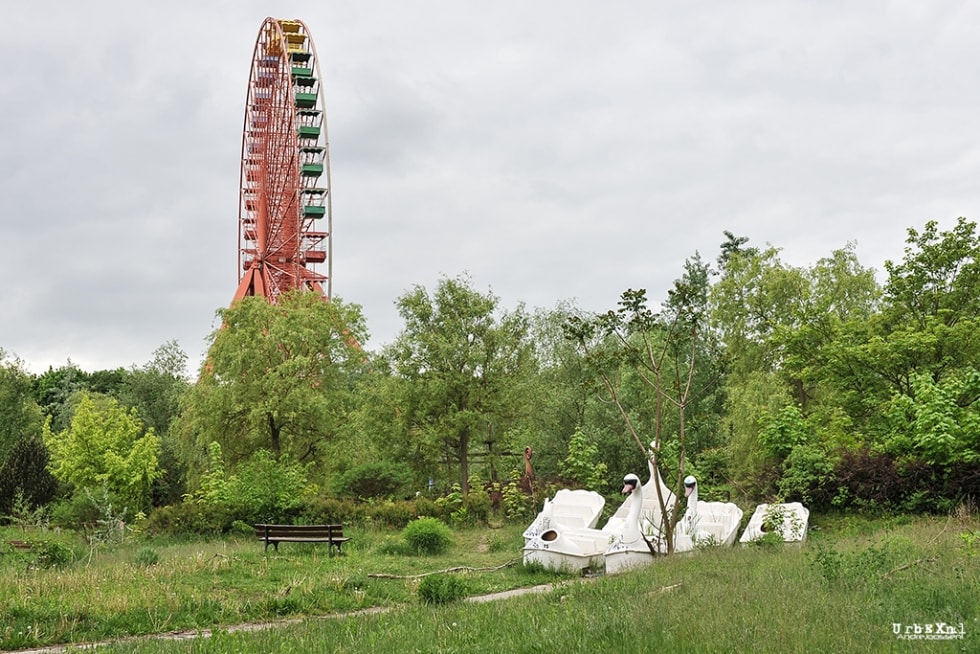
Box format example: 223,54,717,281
254,524,350,556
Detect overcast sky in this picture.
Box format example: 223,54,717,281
2,1,979,375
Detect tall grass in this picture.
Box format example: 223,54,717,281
0,525,547,650
3,514,978,652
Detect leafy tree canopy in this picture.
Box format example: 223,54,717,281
43,393,162,511
179,291,368,474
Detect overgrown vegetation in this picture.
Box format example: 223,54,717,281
0,513,968,653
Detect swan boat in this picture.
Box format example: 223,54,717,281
523,456,677,572
739,502,810,544
605,474,743,574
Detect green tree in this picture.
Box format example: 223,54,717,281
0,433,58,515
117,341,191,506
32,361,88,432
387,274,538,494
564,255,720,552
884,369,980,466
559,428,608,492
0,349,44,463
811,219,980,448
178,291,367,476
43,394,162,511
527,302,628,482
118,340,189,437
710,239,880,492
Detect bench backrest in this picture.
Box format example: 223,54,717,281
254,524,344,539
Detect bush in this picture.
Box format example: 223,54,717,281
417,574,468,605
500,481,534,522
191,445,313,526
463,488,492,525
833,448,905,510
134,546,161,567
413,496,444,520
0,434,58,516
375,535,413,556
300,497,362,526
50,492,104,530
402,517,453,555
18,538,77,569
778,444,836,508
367,500,417,528
145,501,227,537
333,462,412,500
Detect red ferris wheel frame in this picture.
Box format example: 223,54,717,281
233,18,332,303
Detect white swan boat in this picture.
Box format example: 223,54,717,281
606,474,743,574
522,487,609,570
523,455,675,572
739,502,809,544
522,488,605,543
523,456,679,573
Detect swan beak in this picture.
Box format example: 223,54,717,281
685,486,694,498
622,483,633,494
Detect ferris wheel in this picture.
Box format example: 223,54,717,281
232,17,332,303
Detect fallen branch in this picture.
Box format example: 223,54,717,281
368,560,517,579
882,557,937,579
928,514,952,545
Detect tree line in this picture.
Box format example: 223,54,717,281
2,218,979,530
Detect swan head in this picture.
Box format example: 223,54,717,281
622,473,641,494
684,475,697,498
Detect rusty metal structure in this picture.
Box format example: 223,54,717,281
233,18,331,303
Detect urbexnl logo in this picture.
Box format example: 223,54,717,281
892,622,965,640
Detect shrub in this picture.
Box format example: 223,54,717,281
413,496,444,520
50,492,104,530
333,462,412,500
134,546,161,567
463,488,491,525
0,434,58,516
191,445,313,526
402,516,453,555
778,444,836,508
500,481,534,521
145,501,226,537
560,429,608,492
960,530,980,556
692,447,731,487
375,535,413,556
367,500,417,528
434,485,464,524
417,574,468,605
300,497,362,526
833,448,904,510
30,538,76,568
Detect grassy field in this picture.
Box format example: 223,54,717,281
2,511,978,653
